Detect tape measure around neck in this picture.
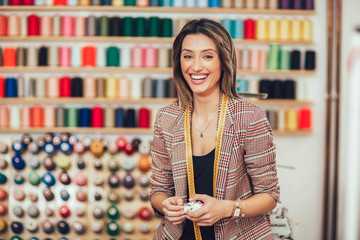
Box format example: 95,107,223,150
184,94,229,240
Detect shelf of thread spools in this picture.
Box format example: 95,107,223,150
0,13,314,44
0,132,161,239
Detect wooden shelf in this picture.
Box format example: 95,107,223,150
0,6,316,15
0,98,313,106
0,67,315,75
0,36,314,45
0,127,312,135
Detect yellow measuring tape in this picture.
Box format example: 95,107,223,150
184,94,229,240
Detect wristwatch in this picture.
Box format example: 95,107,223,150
232,201,242,218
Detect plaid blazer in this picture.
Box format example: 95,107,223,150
150,95,280,240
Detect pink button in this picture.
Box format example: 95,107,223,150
13,188,25,201
74,172,87,186
59,205,71,218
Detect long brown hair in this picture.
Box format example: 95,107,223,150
172,18,238,107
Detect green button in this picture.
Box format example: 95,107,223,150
106,221,120,236
107,191,120,204
107,158,119,172
10,236,23,240
56,154,71,171
28,170,41,186
106,205,120,219
0,173,7,184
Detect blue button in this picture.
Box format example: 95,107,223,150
12,140,25,154
60,190,70,201
13,172,25,185
12,155,25,170
42,173,56,187
26,155,40,169
44,143,56,155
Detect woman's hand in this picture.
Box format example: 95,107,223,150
185,194,233,226
162,196,186,225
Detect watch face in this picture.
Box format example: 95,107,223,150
234,208,241,217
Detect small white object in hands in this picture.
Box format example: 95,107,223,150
184,201,204,213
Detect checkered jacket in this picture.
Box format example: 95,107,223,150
150,95,280,240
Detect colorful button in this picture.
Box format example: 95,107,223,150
28,192,38,202
29,238,39,240
107,142,118,155
0,173,7,184
94,158,103,170
108,174,120,188
59,205,71,218
73,221,86,234
0,158,8,169
52,136,61,146
108,158,119,171
94,175,104,186
43,188,54,201
74,172,87,186
122,223,134,234
77,158,86,169
14,172,25,184
12,140,25,154
138,142,151,155
60,132,71,142
11,221,23,234
27,155,40,169
139,190,150,201
60,189,70,201
107,191,120,203
42,220,54,233
81,136,92,147
139,174,150,187
28,142,40,154
57,220,70,234
28,205,40,218
10,236,22,240
106,205,120,219
45,207,54,217
56,154,71,171
0,203,7,215
69,135,78,145
34,136,45,147
0,188,7,200
13,188,25,201
139,223,150,233
12,155,25,170
74,142,85,154
93,206,104,219
124,190,134,201
43,157,56,171
0,219,6,233
21,133,32,145
28,170,41,186
106,221,120,236
42,172,56,187
90,140,104,156
44,143,56,155
76,190,87,202
138,206,152,220
125,143,134,155
43,132,54,143
94,192,102,201
115,136,127,150
26,219,38,233
121,157,135,171
131,138,141,151
0,141,8,154
123,174,135,189
123,206,136,219
59,172,71,185
138,155,151,172
13,206,24,217
59,142,72,155
91,222,103,233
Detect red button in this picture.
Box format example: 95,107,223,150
59,205,71,218
138,206,152,220
0,188,7,201
0,203,7,215
115,136,127,150
125,143,134,155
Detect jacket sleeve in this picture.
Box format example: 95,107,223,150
150,110,175,216
243,107,280,203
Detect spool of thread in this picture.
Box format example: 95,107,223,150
131,46,144,67
302,19,312,41
296,79,307,100
152,79,167,98
27,46,37,67
267,111,278,130
0,77,4,97
249,49,259,70
82,46,96,66
60,76,71,97
20,15,27,36
174,0,183,7
268,19,279,40
131,76,142,99
115,108,124,127
61,16,74,36
148,17,160,37
144,47,157,68
123,17,133,37
17,47,27,66
248,80,258,94
293,0,303,9
284,80,296,99
104,107,115,127
290,50,301,70
304,0,313,9
5,77,17,97
0,15,7,36
234,0,244,7
0,106,9,127
9,105,20,128
305,50,315,70
40,16,52,36
52,15,61,36
109,17,121,36
96,77,105,97
79,0,90,5
59,47,71,67
46,77,59,97
161,0,172,6
99,16,109,36
35,78,45,98
255,18,267,40
268,0,277,8
142,77,153,98
221,19,232,37
209,0,220,7
149,0,159,5
277,109,285,131
95,45,105,67
120,47,131,68
28,14,40,36
279,19,290,40
299,108,312,130
68,0,78,5
280,0,290,8
71,46,81,67
17,76,24,97
259,50,267,70
28,78,36,97
106,76,118,98
92,0,101,5
158,48,169,68
83,76,96,97
112,0,124,5
3,47,16,67
138,108,150,128
161,18,173,37
232,19,243,39
257,0,267,8
124,0,135,5
56,107,65,127
44,106,56,127
259,79,271,96
272,80,283,99
106,46,120,67
245,0,254,8
79,108,91,127
35,0,46,5
92,107,103,127
38,46,48,66
267,43,280,70
285,109,298,131
86,16,96,36
221,0,232,7
7,14,20,36
291,19,302,41
241,49,249,69
10,0,21,5
124,108,136,127
71,77,83,97
244,18,255,39
197,0,207,7
135,17,146,37
74,16,86,36
53,0,66,4
31,106,44,127
20,106,30,128
236,79,248,93
118,76,130,99
280,50,290,70
65,107,78,127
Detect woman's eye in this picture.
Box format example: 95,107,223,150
204,55,213,59
183,55,192,59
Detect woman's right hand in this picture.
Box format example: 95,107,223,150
162,196,186,225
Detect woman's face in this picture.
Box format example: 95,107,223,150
180,33,222,97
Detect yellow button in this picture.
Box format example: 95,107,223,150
90,140,104,157
56,154,71,171
0,219,6,232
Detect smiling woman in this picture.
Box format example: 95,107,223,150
150,18,280,240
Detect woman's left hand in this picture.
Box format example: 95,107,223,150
185,194,232,226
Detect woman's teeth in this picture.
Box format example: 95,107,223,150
190,75,208,80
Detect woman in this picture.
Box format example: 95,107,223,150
150,18,280,240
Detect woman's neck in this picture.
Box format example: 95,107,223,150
192,89,220,117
